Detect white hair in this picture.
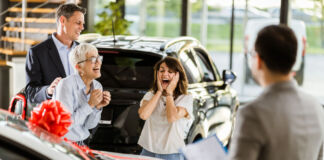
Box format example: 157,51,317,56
69,43,98,72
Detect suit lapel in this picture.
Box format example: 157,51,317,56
47,36,66,77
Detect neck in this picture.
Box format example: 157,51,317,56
80,75,93,93
55,30,73,48
261,71,292,87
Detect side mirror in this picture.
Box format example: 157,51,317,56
222,70,236,84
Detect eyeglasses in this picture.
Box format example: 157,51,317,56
78,55,103,64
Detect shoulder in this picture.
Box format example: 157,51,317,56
59,75,75,85
29,37,53,54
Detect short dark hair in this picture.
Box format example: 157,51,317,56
56,3,86,23
255,25,297,74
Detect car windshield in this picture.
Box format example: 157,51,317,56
98,49,161,89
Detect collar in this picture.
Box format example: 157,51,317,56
75,73,94,94
264,79,297,93
52,33,76,50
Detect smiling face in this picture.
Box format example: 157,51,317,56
78,51,102,80
61,11,84,41
158,62,176,90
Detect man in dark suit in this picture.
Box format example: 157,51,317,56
25,3,86,104
229,25,324,160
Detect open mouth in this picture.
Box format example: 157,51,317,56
93,68,100,72
162,79,170,85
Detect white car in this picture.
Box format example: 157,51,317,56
243,18,306,85
0,109,159,160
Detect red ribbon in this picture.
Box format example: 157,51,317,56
29,100,72,137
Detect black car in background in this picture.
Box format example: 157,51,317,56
87,36,239,153
9,36,239,154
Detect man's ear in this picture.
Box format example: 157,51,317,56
256,53,263,70
59,15,66,25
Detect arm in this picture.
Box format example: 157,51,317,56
228,105,265,160
165,95,189,123
25,48,50,103
84,84,111,129
53,79,93,126
138,91,162,120
84,108,102,129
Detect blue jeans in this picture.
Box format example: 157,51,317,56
140,148,184,160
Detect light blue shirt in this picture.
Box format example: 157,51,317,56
52,33,77,76
53,73,103,142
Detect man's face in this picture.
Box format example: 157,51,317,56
62,11,84,41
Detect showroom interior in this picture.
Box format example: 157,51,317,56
0,0,323,159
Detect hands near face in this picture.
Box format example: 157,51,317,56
97,91,111,109
88,89,111,109
47,77,62,95
157,75,163,92
166,72,179,95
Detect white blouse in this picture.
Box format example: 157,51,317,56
138,91,194,154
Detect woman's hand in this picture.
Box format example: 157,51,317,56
166,72,179,95
157,73,163,92
88,89,103,108
97,91,111,109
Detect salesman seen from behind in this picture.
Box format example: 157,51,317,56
53,43,110,146
25,3,85,104
229,25,324,160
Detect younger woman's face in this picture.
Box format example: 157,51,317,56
158,62,176,89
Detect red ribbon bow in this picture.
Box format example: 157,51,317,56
29,100,72,137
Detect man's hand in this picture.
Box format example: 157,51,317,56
47,77,62,95
96,91,111,109
88,89,103,108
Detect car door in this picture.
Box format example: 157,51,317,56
192,48,234,144
178,48,213,142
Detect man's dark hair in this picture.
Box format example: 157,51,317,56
255,25,297,74
56,3,86,23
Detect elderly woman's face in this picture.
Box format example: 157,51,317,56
80,50,102,79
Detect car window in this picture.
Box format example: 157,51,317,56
193,49,216,82
179,49,202,83
98,50,161,89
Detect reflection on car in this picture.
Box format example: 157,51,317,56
9,36,239,154
0,109,158,160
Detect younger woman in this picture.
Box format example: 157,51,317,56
138,56,193,160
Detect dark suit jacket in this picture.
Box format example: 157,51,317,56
25,36,78,104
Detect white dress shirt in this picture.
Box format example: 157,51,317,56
53,73,103,142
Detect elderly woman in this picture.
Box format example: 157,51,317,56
53,43,110,146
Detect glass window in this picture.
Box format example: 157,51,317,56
98,50,160,89
290,0,324,104
179,50,202,83
193,49,216,82
125,0,182,37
